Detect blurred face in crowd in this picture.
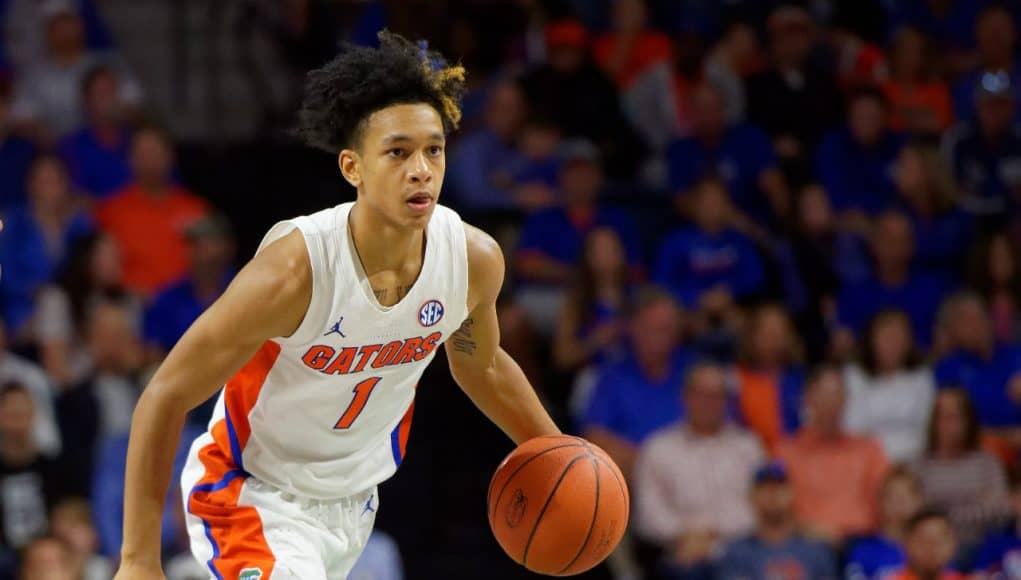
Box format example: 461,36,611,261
905,517,956,576
584,228,626,279
933,391,970,454
630,297,682,365
189,232,236,279
613,0,647,34
692,181,730,234
691,83,728,139
549,42,586,73
872,213,915,274
769,8,813,67
871,312,914,373
976,7,1016,66
518,122,560,160
895,147,926,199
752,480,794,527
0,387,35,443
47,12,84,58
28,157,71,214
485,82,526,142
84,69,122,124
560,159,602,205
91,234,122,288
989,234,1017,286
849,95,888,146
20,538,74,580
683,365,729,434
50,502,99,560
749,306,794,368
978,95,1015,137
804,369,845,436
949,297,992,354
797,185,833,235
87,302,139,373
891,27,927,80
131,130,175,189
881,473,923,528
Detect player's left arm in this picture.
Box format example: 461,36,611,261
447,224,562,444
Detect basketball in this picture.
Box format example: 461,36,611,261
487,435,630,576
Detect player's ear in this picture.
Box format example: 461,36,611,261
338,149,361,188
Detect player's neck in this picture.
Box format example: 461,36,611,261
348,202,425,274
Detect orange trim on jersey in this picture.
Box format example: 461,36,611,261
223,340,282,468
397,400,415,458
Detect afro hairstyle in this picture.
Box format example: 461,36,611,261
294,30,467,153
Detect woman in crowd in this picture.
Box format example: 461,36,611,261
968,230,1021,344
844,309,935,462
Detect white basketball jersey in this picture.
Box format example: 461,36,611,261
197,202,469,500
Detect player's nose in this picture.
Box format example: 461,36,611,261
407,151,432,183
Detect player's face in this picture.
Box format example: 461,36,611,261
346,103,446,228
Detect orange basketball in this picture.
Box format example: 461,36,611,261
487,434,630,576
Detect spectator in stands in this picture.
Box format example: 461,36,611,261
816,86,904,218
0,321,61,457
666,82,789,230
845,467,925,580
583,287,695,479
653,178,765,313
9,0,141,140
0,78,36,210
508,117,561,210
0,155,92,339
835,210,950,351
934,292,1021,435
56,64,133,200
0,382,70,553
635,363,763,578
777,366,890,543
142,213,236,358
519,19,645,177
2,0,115,73
57,300,141,495
96,125,209,296
553,227,631,373
447,80,528,220
882,27,954,135
913,388,1010,547
49,497,112,580
885,0,985,64
972,469,1021,576
944,70,1021,221
733,304,805,454
592,0,672,90
514,139,641,335
17,535,74,580
844,310,935,462
715,461,839,580
952,5,1021,123
968,231,1021,344
745,4,843,183
34,232,137,387
702,21,761,126
888,509,962,580
894,143,973,281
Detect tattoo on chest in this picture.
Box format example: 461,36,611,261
452,317,476,355
373,284,415,306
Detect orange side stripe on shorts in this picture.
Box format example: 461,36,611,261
222,340,282,469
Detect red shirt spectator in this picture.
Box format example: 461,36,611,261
95,127,208,296
883,27,953,135
592,0,673,90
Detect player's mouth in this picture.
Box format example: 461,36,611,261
406,192,433,213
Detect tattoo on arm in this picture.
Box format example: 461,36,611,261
452,317,477,355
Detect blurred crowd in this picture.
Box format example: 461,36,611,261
4,0,1021,579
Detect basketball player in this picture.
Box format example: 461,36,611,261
114,32,561,580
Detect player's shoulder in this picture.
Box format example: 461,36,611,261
246,228,313,297
460,220,504,306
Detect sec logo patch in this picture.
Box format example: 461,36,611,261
418,299,445,327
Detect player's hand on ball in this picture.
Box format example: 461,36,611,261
113,561,166,580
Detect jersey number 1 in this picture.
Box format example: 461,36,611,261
334,377,382,429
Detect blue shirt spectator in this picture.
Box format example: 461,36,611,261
949,5,1021,121
717,535,838,580
886,0,987,51
816,88,904,216
905,206,974,279
654,180,764,308
973,522,1021,577
667,83,784,225
0,132,34,210
0,157,92,333
142,274,231,354
845,536,905,580
57,126,131,200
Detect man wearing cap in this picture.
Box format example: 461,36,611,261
715,461,839,580
944,69,1021,221
634,362,763,578
951,5,1021,123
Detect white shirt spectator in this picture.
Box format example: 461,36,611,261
0,351,61,456
634,423,764,545
843,364,935,462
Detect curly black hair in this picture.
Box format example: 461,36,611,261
294,31,467,153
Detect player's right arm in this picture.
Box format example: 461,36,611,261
114,229,311,579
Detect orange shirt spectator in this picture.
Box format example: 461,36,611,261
775,366,890,541
592,0,672,89
95,126,208,295
883,27,954,134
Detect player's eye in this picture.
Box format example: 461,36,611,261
427,145,444,156
387,148,406,158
